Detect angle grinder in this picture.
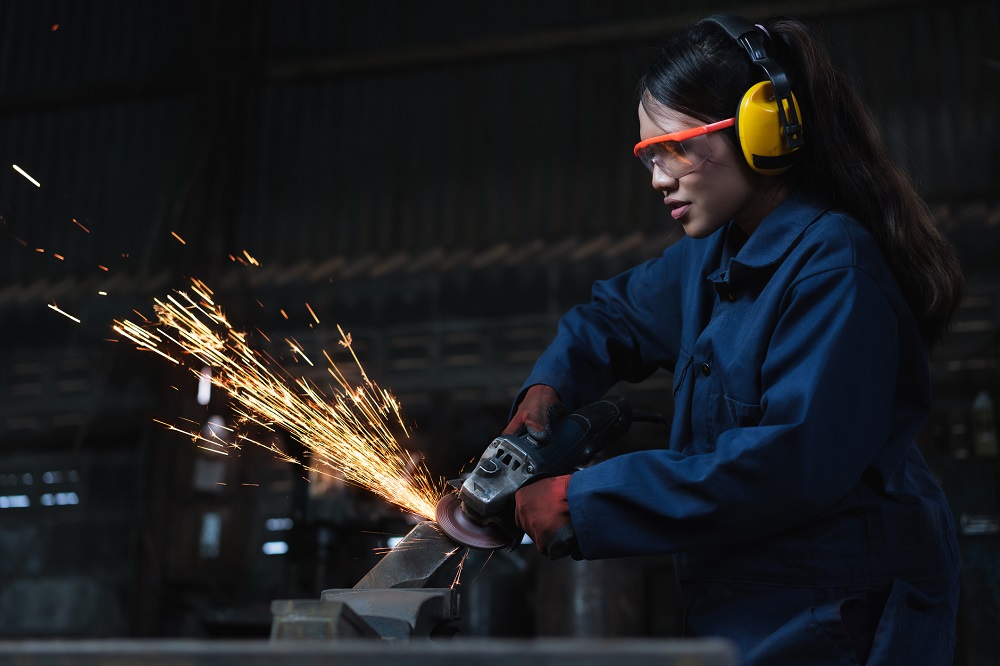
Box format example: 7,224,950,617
435,395,633,550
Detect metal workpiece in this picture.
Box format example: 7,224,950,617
352,520,465,590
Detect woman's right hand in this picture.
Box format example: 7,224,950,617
502,384,565,444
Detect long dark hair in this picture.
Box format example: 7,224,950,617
637,16,964,348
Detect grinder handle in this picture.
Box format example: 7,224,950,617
539,395,633,472
546,522,582,560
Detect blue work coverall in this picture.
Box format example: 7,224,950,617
517,193,961,664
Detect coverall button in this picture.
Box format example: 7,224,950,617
701,363,711,376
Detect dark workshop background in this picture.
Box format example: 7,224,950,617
0,0,998,661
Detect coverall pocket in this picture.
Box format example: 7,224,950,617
735,595,860,665
807,601,862,664
723,394,764,428
865,577,957,666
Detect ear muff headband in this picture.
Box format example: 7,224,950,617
701,14,804,175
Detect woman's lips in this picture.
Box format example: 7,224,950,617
665,199,691,220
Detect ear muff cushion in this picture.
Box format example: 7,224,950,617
736,81,803,175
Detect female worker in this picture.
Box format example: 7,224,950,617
508,14,964,665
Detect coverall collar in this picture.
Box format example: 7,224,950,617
709,191,830,293
733,191,830,269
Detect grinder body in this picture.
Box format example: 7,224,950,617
436,395,632,549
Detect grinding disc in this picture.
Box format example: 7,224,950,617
435,493,512,550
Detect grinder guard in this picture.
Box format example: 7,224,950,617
437,395,632,549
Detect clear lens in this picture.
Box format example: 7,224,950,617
637,135,712,178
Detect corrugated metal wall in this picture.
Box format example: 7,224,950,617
819,1,999,195
2,0,997,294
241,46,652,262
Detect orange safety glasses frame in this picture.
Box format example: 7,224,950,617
633,117,736,176
633,117,736,155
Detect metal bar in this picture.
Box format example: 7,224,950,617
0,638,738,665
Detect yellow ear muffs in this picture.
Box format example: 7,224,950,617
736,81,803,175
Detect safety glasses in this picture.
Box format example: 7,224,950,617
633,117,735,178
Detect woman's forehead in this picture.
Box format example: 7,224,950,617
638,99,698,134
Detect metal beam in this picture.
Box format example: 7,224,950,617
265,0,955,80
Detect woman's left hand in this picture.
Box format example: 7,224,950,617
514,474,581,560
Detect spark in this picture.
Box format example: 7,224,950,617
53,254,64,261
114,320,180,365
12,164,41,187
451,548,471,589
280,309,288,320
47,302,81,323
189,279,214,303
98,291,107,296
287,337,314,366
466,548,496,587
98,264,109,272
242,250,260,266
115,280,442,519
171,231,187,245
305,302,320,324
72,218,90,233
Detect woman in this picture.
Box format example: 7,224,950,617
508,14,964,665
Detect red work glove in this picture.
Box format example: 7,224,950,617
514,474,581,560
503,384,565,444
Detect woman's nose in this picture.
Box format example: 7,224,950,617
651,164,677,191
